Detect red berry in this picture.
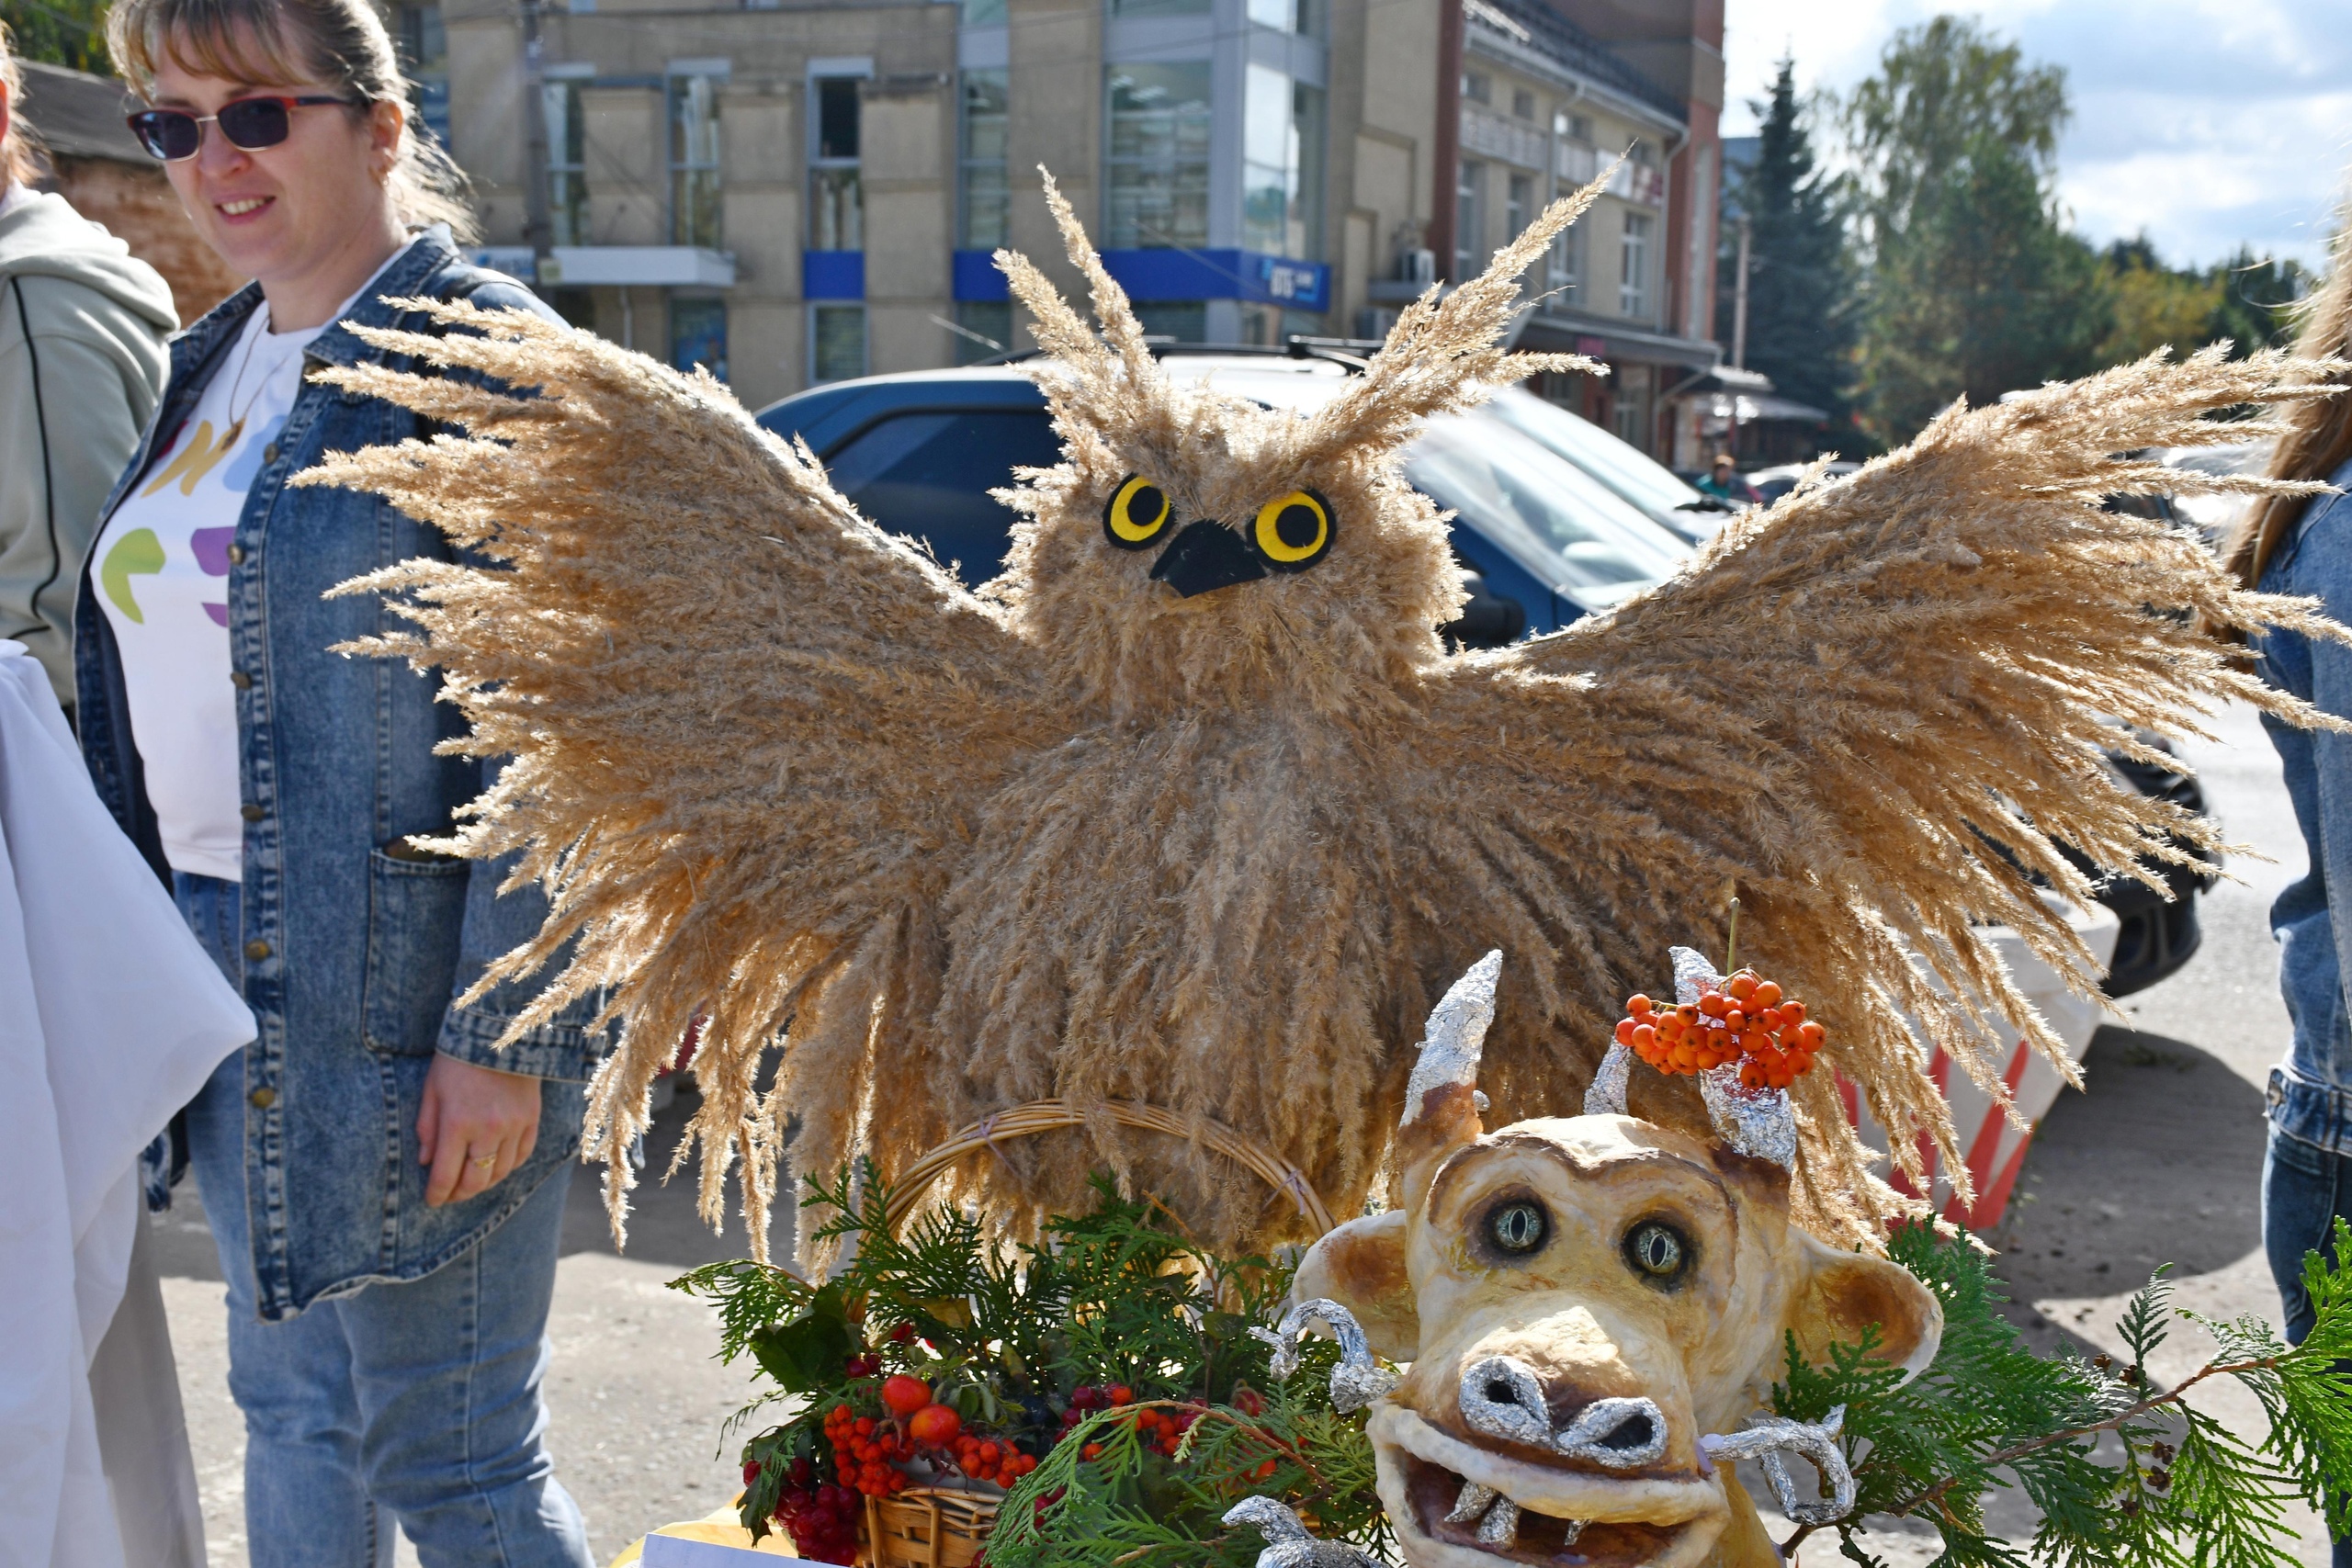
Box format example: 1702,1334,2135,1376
882,1375,933,1419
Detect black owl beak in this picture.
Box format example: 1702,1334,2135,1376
1149,519,1268,599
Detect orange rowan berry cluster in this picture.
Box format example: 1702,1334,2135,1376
1614,968,1826,1089
822,1404,909,1499
950,1433,1037,1485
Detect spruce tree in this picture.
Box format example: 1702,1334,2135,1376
1720,59,1858,446
1843,18,2112,446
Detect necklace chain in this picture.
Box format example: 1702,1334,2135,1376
217,310,289,446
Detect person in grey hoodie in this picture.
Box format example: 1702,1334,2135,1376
0,27,176,716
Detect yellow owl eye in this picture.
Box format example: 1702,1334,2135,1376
1103,474,1174,550
1251,489,1334,570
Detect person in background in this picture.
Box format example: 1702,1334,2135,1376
2232,206,2352,1567
0,22,175,716
1695,451,1758,505
80,0,597,1561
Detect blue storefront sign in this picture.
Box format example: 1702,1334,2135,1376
952,248,1329,311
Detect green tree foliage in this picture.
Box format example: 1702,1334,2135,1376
1,0,111,75
1844,17,2111,446
2090,237,2309,369
2208,247,2308,356
1718,59,1858,443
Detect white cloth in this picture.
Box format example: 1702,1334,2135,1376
92,302,324,879
0,640,254,1568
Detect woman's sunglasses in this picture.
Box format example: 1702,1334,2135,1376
126,95,356,162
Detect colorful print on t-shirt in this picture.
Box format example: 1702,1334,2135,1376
89,304,321,882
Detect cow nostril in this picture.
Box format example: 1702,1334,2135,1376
1485,1380,1520,1407
1598,1412,1656,1451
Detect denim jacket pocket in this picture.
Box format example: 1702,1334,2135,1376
361,847,470,1055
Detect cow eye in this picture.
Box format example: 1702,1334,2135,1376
1486,1200,1549,1255
1623,1220,1690,1283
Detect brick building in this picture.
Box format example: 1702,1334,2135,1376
14,59,244,324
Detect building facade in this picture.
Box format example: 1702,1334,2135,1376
424,0,1720,452
431,0,1442,413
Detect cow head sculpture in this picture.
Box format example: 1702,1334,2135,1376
1294,953,1943,1568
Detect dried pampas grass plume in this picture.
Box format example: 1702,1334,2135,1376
294,178,2347,1264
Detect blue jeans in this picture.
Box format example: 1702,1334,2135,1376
2263,1124,2352,1564
176,873,592,1568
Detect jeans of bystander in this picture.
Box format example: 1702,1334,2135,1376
2262,1123,2352,1566
175,871,593,1568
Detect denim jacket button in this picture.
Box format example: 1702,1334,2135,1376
249,1086,277,1109
263,442,279,465
231,669,253,690
241,803,265,822
227,543,245,565
243,938,271,961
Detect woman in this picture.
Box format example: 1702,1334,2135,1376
2235,211,2352,1564
79,0,597,1562
0,22,175,716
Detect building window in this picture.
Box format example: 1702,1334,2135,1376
1510,87,1534,120
1131,300,1206,343
1247,0,1319,31
672,298,728,381
812,303,867,382
1453,159,1483,278
810,75,862,250
1462,71,1489,105
1506,172,1532,241
1560,111,1592,143
669,71,722,248
1242,65,1322,260
1545,218,1581,308
959,69,1009,250
953,299,1012,365
1619,211,1651,317
1105,62,1211,249
962,0,1007,19
395,5,449,147
1110,0,1208,15
546,79,587,246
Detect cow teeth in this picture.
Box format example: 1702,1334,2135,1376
1475,1496,1521,1550
1445,1481,1498,1525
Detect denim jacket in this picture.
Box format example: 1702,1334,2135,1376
75,229,599,1319
2257,455,2352,1156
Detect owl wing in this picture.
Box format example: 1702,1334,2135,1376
1410,346,2345,1233
298,299,1068,1244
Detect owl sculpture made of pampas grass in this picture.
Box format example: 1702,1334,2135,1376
300,170,2346,1262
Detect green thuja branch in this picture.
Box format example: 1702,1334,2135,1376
1775,1220,2352,1566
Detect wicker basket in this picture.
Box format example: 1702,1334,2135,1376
882,1098,1337,1238
862,1487,1000,1568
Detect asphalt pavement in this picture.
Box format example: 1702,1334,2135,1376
157,700,2326,1565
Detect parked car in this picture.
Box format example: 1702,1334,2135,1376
752,345,1697,645
1478,387,1736,545
1747,459,1862,505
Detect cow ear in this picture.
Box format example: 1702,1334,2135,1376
1785,1232,1944,1382
1292,1211,1420,1362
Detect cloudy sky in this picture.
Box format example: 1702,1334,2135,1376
1720,0,2352,271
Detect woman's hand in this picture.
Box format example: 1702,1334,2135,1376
417,1053,543,1207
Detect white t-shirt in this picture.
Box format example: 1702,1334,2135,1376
92,258,396,880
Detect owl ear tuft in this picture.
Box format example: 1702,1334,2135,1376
1296,163,1616,467
993,168,1171,443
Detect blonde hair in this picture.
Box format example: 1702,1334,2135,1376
1,21,50,188
2225,205,2352,591
106,0,478,243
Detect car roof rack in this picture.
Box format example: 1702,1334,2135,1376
971,335,1377,374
